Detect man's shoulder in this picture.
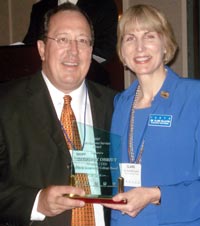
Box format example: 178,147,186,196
0,73,41,100
0,77,28,95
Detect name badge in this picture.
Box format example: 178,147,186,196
120,163,141,187
148,114,172,127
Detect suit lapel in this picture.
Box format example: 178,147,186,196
86,81,106,130
25,72,70,161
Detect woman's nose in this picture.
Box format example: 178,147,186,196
135,38,145,52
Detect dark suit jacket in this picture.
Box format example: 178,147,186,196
0,72,116,226
23,0,118,61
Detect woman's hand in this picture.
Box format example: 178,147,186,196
103,187,161,217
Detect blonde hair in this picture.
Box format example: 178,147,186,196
117,4,178,65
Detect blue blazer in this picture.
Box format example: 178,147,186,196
110,67,200,226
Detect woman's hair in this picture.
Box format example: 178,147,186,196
117,4,178,65
38,2,94,45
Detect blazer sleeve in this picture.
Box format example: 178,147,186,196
157,118,200,224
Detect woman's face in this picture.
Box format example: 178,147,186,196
121,25,166,77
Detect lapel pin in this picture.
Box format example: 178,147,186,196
160,91,169,99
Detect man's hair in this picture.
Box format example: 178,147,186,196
38,2,94,45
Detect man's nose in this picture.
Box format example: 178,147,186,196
67,39,79,53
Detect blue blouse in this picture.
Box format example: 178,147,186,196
110,67,200,226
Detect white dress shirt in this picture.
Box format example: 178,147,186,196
31,72,105,226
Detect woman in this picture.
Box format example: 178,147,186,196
103,4,200,226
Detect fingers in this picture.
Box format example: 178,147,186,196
103,198,139,218
103,187,158,218
37,185,85,216
103,193,128,211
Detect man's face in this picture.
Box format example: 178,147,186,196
37,10,93,93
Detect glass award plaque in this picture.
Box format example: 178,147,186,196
64,124,126,204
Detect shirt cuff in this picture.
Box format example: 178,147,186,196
31,190,46,221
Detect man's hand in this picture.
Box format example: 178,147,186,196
38,185,86,216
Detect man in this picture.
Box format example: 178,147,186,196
23,0,118,86
0,3,116,226
23,0,118,62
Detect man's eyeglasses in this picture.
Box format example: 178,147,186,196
45,34,93,49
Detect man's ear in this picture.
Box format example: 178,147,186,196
37,40,45,61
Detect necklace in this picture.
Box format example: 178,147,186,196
128,85,145,163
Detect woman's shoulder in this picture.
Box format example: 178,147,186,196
114,80,138,104
166,66,200,95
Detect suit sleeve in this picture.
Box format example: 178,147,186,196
0,123,39,225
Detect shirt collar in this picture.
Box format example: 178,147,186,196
42,71,86,107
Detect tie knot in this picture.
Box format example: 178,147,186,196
63,95,72,105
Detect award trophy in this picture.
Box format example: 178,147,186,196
64,124,126,204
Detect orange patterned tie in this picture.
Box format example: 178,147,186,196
60,95,95,226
